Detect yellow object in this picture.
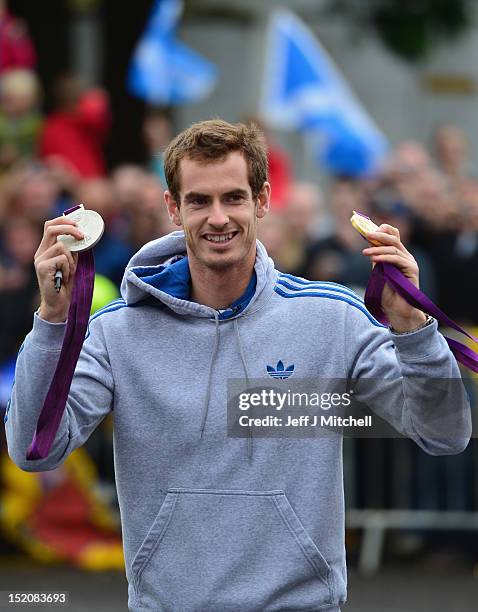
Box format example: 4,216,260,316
91,275,120,315
350,210,381,246
0,449,124,570
78,542,125,571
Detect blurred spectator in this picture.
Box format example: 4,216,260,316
425,179,478,325
8,164,61,223
285,181,329,240
257,211,289,271
142,107,173,186
432,123,476,188
279,181,327,273
408,167,459,230
125,174,176,249
0,215,41,361
0,213,39,290
112,164,148,210
74,178,134,287
302,178,371,291
383,140,437,218
368,184,437,300
0,69,42,171
74,177,118,223
384,136,478,324
390,140,432,174
382,140,466,322
0,0,36,74
39,75,111,179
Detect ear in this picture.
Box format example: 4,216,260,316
256,182,271,219
164,190,182,226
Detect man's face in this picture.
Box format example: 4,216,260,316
165,151,270,271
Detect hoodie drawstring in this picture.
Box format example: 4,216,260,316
198,314,254,461
199,313,220,438
234,318,253,461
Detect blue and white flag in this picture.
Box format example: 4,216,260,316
127,0,218,105
260,9,388,176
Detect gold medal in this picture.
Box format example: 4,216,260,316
350,210,381,246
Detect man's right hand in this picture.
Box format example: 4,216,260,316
35,217,84,323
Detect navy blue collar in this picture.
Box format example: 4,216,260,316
135,256,256,318
217,270,256,320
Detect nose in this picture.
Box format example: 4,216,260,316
208,200,229,228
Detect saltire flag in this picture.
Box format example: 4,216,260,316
260,9,388,177
127,0,218,105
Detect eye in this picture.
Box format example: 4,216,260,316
225,193,245,203
190,197,208,206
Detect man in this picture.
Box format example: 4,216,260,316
5,120,471,611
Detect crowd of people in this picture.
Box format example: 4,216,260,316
2,99,478,364
260,127,478,322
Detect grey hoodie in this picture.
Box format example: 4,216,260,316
5,231,472,611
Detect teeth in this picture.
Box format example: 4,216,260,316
205,233,234,243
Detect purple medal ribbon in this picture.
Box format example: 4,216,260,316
364,250,478,374
26,206,96,460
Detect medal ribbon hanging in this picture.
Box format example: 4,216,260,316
27,205,100,460
365,262,478,372
350,209,478,373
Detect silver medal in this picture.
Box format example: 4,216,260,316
57,204,105,252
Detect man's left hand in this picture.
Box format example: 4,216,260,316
362,224,427,333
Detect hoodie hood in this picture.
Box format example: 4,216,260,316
120,230,277,319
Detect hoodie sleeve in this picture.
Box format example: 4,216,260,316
5,312,113,472
345,308,472,455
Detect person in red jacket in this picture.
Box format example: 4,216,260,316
39,75,111,179
0,0,36,74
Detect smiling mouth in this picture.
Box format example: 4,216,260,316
203,232,238,243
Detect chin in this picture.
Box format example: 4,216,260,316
201,254,242,271
189,237,255,271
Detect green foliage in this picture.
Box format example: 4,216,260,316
328,0,470,61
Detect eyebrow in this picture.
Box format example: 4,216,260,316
183,188,250,202
224,189,249,198
183,192,210,203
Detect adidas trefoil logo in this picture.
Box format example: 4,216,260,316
267,360,295,380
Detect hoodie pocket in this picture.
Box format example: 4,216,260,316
131,488,334,611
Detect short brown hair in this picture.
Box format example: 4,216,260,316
164,119,268,203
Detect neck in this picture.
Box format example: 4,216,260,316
189,248,256,310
